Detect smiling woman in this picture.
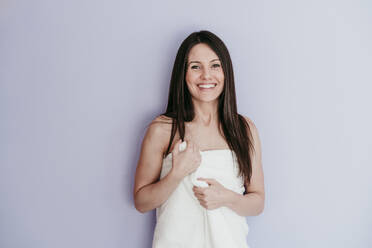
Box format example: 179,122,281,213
133,30,265,248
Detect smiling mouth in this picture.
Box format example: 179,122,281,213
197,83,217,89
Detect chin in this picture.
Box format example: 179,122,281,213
193,95,221,103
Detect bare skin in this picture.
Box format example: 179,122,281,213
133,43,265,216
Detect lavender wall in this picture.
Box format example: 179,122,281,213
1,0,371,247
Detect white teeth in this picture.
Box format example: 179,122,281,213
198,84,216,89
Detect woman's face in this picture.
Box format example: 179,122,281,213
185,43,225,103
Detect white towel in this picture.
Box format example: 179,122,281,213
152,149,250,248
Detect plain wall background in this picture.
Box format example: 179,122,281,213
1,0,371,247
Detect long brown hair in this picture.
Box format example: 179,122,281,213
160,30,254,186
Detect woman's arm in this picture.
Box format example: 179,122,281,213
224,189,265,216
133,117,182,213
226,117,265,216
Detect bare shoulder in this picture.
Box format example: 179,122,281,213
151,114,173,126
240,115,260,142
241,114,263,170
242,115,258,132
145,115,173,154
133,114,173,196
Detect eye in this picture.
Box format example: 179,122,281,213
191,65,200,69
212,63,221,68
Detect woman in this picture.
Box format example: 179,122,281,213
134,30,265,248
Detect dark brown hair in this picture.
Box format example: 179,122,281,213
160,30,254,186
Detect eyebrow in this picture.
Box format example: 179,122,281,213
188,59,220,65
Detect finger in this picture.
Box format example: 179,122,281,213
172,139,183,155
192,142,197,153
185,139,193,151
194,192,204,199
200,178,219,185
193,186,204,194
202,202,212,209
193,189,204,196
194,191,203,197
197,178,214,185
194,142,200,153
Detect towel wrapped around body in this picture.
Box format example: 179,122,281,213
152,149,250,248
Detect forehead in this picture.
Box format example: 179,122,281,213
188,43,219,62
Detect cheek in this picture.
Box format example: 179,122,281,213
185,78,196,93
186,71,198,83
218,71,225,82
185,70,190,81
217,73,224,87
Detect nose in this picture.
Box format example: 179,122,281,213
201,67,212,80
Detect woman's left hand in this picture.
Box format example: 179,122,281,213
192,178,231,210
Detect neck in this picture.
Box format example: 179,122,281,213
192,99,219,126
